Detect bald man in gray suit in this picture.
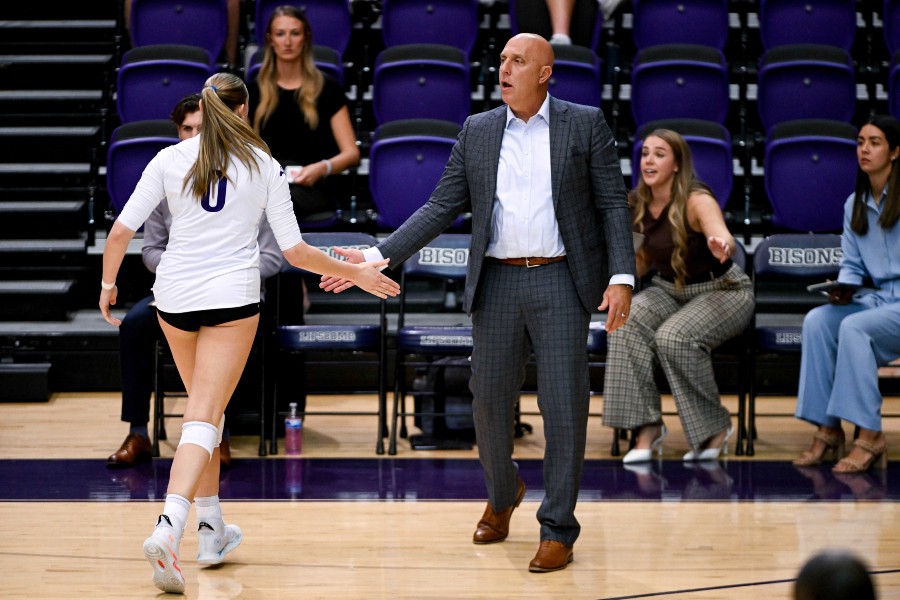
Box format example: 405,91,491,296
324,33,635,572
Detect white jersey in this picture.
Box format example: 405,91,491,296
117,135,302,313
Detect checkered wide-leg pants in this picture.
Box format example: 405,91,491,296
602,263,754,450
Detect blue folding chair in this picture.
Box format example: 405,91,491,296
390,233,474,454
746,233,843,455
272,232,389,455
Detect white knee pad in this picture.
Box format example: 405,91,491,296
216,414,225,447
179,421,219,459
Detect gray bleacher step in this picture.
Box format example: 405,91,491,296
0,280,76,321
0,126,99,137
0,200,87,239
0,280,74,292
0,54,112,89
0,163,90,174
0,126,100,163
0,237,87,269
0,362,51,402
0,200,85,212
0,164,93,189
0,237,86,252
0,89,105,114
0,54,112,64
0,90,102,102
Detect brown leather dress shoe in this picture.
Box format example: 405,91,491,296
472,476,526,544
107,433,152,468
219,439,232,470
528,540,574,573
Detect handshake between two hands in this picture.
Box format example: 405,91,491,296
321,246,399,299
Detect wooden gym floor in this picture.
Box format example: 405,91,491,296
1,392,899,599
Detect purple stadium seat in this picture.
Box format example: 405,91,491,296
547,45,603,107
372,44,471,126
117,44,213,123
368,119,463,231
757,44,856,131
381,0,480,56
631,44,729,127
760,0,856,51
633,0,730,50
763,119,858,232
106,120,180,217
130,0,229,62
889,51,900,120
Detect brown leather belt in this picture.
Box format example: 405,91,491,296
489,256,567,268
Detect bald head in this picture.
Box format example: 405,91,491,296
516,33,555,64
499,33,555,120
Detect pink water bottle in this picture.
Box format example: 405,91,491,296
284,402,303,456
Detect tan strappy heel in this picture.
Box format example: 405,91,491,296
793,430,846,467
832,437,888,473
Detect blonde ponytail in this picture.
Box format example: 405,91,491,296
184,72,272,200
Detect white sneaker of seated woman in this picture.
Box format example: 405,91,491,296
622,424,667,464
683,427,734,462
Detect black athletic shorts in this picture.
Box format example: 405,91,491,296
156,303,260,332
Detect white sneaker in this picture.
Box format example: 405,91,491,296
143,515,186,594
197,521,243,565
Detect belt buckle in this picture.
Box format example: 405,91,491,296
525,257,539,268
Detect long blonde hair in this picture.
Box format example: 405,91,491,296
183,72,272,200
254,6,324,131
630,129,714,288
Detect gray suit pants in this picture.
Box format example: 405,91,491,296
469,260,590,547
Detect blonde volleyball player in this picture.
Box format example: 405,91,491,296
98,72,399,594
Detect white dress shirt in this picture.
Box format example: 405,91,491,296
486,96,563,259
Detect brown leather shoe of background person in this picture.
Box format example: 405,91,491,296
219,440,232,470
107,433,152,468
528,540,574,573
472,476,526,544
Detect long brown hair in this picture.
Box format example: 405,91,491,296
630,129,714,288
253,6,324,131
183,73,272,200
851,114,900,235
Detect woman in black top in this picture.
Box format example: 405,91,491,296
248,5,359,220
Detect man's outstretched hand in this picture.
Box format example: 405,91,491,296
320,247,365,294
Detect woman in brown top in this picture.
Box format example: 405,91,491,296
602,129,754,463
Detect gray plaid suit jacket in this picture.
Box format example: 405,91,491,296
378,96,635,311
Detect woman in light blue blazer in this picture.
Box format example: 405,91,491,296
794,114,900,473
